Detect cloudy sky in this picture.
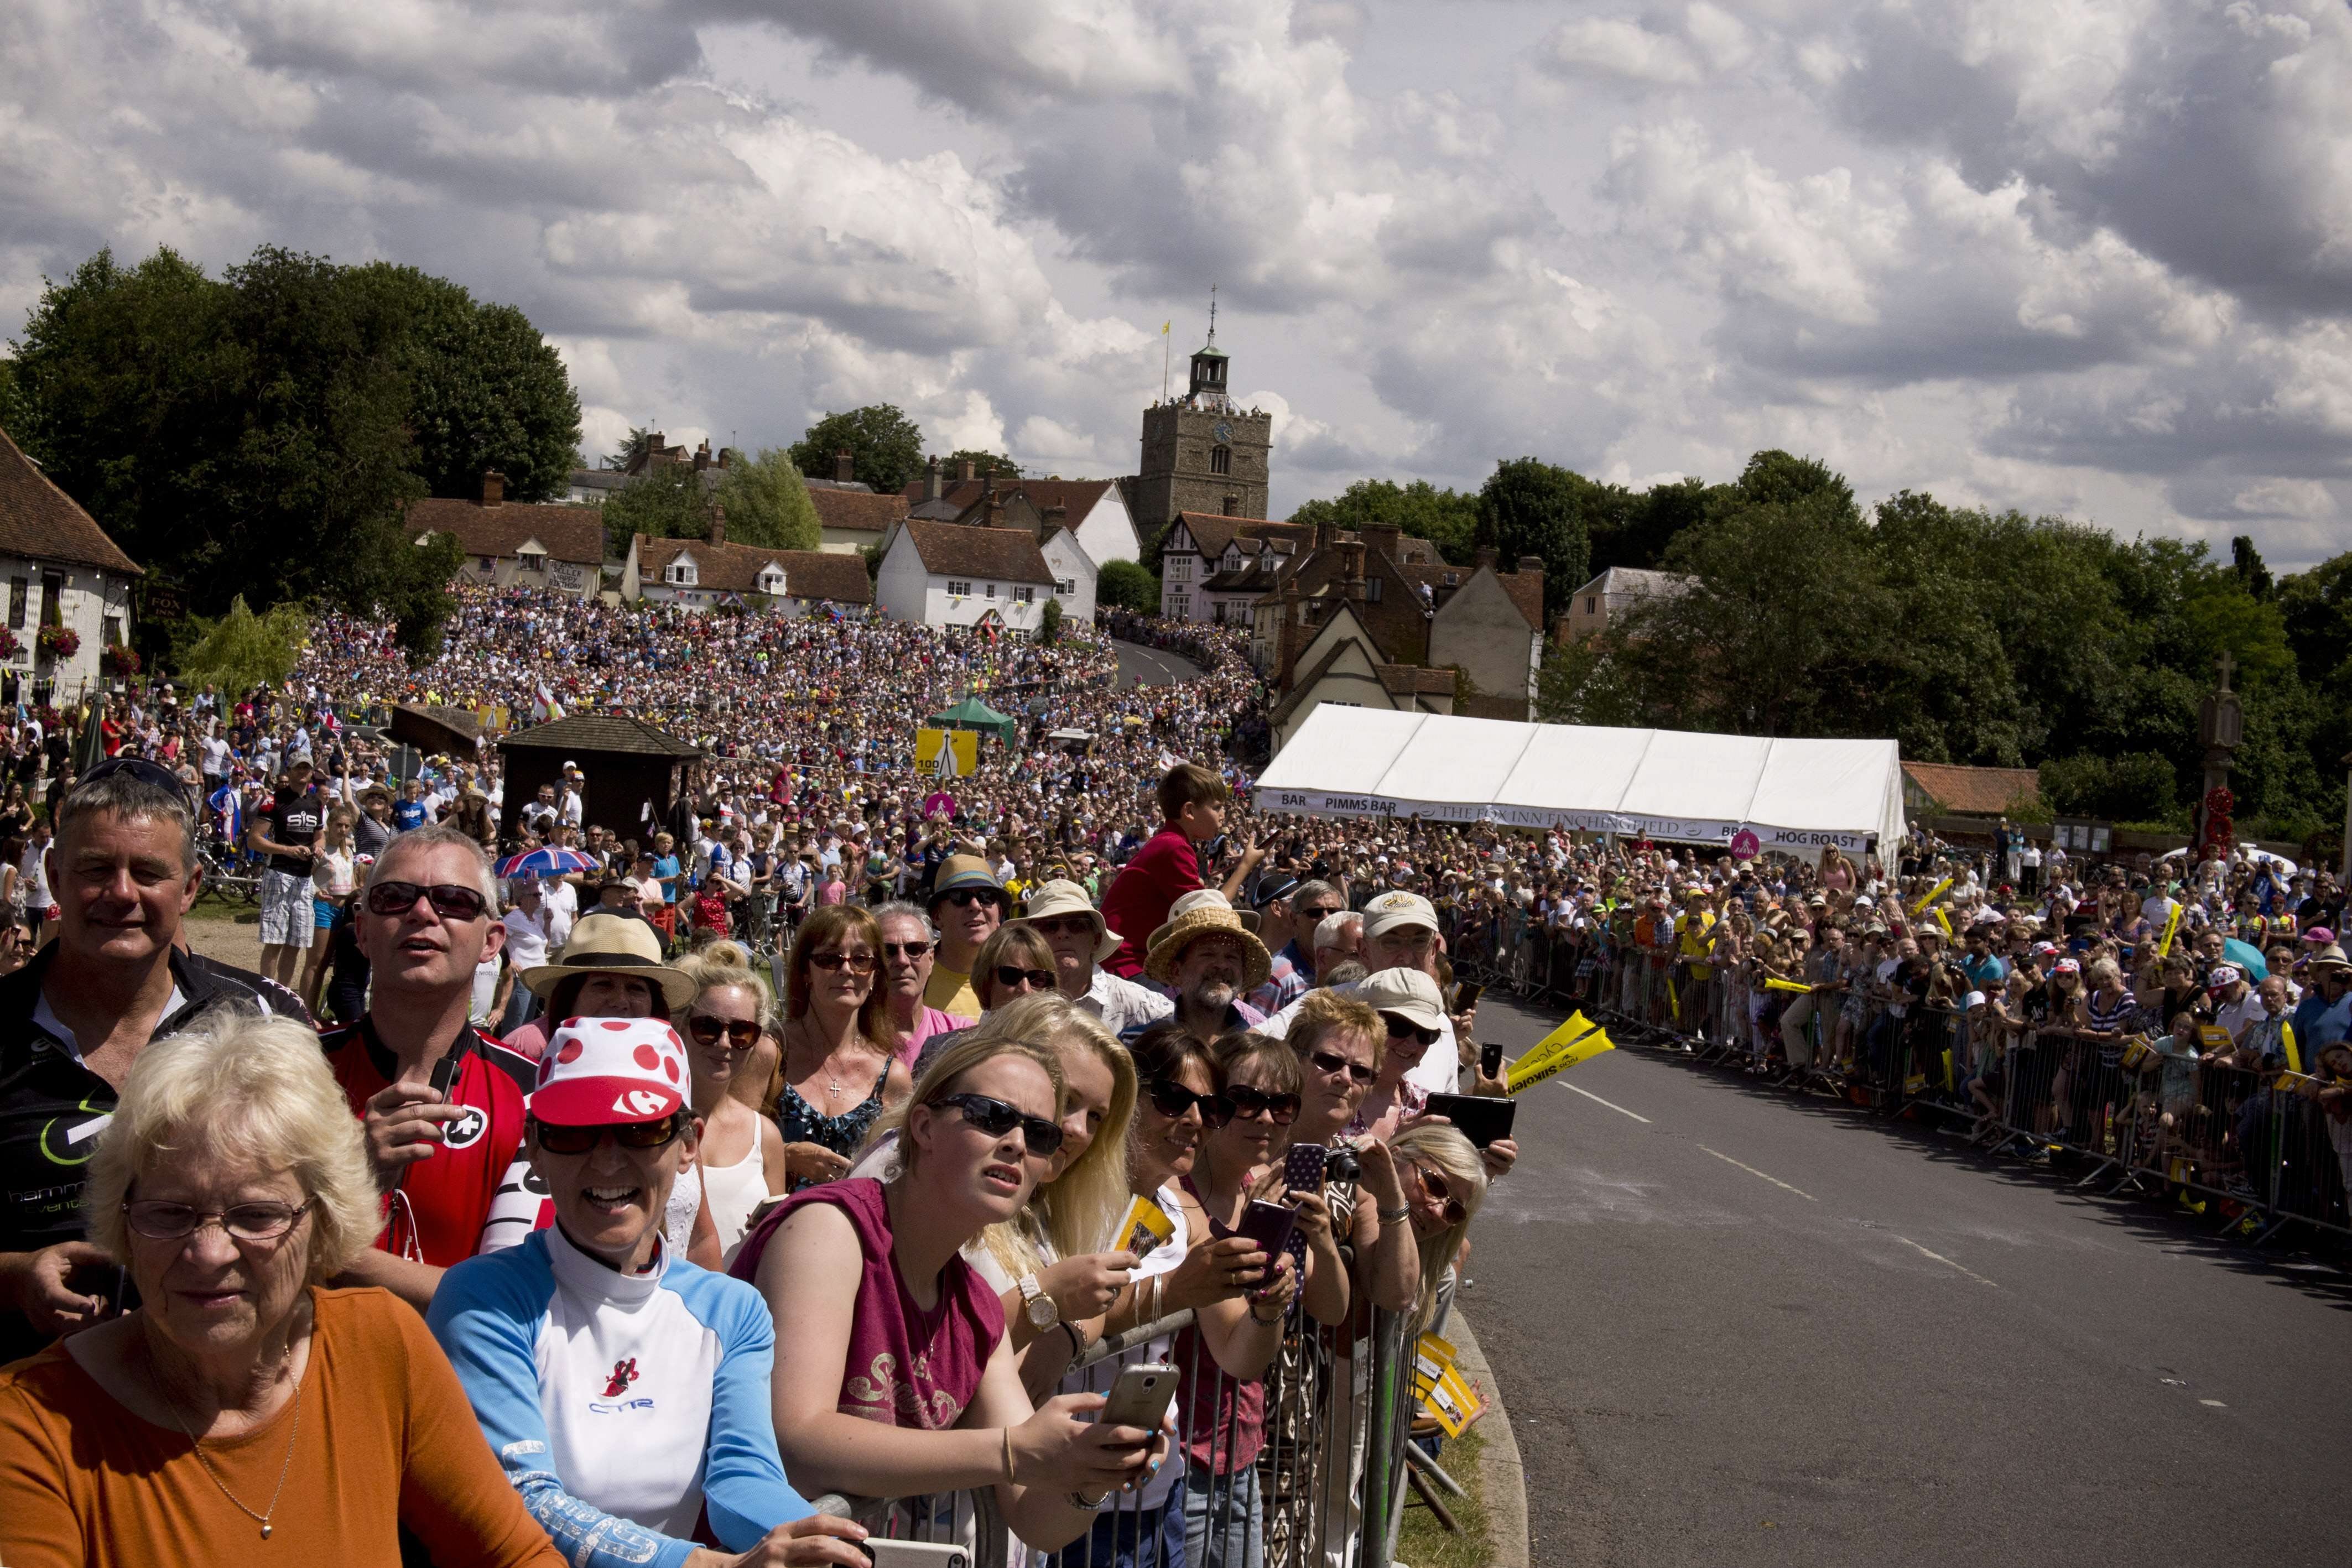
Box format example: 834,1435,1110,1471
6,1,2352,563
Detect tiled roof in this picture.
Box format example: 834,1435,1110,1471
897,519,1057,585
1571,566,1697,601
0,425,142,575
568,469,629,494
810,488,909,534
1168,513,1313,561
405,498,605,565
1902,762,2042,817
499,713,704,757
1377,664,1458,697
633,535,872,604
909,477,1113,522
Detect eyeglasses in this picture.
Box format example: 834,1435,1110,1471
808,950,878,975
123,1197,311,1243
941,888,1005,909
936,1092,1066,1157
1308,1048,1377,1086
1383,1015,1441,1046
365,880,488,921
1225,1085,1301,1124
532,1113,688,1155
79,755,194,806
882,940,932,960
1027,916,1097,938
687,1013,762,1051
994,964,1057,991
1408,1161,1468,1226
1145,1078,1235,1129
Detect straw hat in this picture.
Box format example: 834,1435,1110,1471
1145,898,1272,989
1147,888,1260,951
2307,943,2351,974
522,911,696,1009
1021,879,1121,963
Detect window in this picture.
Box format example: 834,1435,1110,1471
1222,496,1239,516
479,556,495,571
667,561,696,586
985,582,997,598
759,570,785,594
1014,586,1035,604
948,580,972,596
40,575,62,628
7,579,23,630
1586,596,1598,613
103,615,122,648
1365,577,1382,602
1168,556,1191,581
1056,577,1076,596
1171,595,1191,618
1224,550,1242,570
1210,445,1232,476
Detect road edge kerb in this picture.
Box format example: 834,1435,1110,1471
1448,1312,1529,1568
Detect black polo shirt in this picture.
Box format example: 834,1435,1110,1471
0,945,308,1362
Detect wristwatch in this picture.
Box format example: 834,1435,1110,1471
1018,1272,1059,1332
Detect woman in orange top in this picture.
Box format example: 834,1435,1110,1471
0,1009,563,1568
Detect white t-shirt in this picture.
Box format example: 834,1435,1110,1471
19,841,50,910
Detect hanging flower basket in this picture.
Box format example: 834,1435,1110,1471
37,626,79,660
102,644,141,675
0,629,21,661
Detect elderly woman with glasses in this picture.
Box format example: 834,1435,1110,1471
0,1011,565,1568
732,1023,1169,1551
870,901,971,1068
772,907,912,1192
431,1017,870,1568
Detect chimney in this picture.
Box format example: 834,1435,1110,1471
709,504,726,548
1313,519,1334,551
1043,501,1068,539
480,468,506,507
1341,541,1366,605
693,439,712,472
1362,522,1402,562
1475,545,1500,569
925,455,942,502
717,446,731,470
835,449,855,485
960,460,976,483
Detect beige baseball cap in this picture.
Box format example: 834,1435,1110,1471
1353,966,1447,1032
1361,890,1439,941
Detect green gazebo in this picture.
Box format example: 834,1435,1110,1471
927,696,1017,746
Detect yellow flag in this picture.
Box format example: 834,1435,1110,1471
2157,902,2182,957
1506,1030,1616,1096
2282,1019,2303,1075
1764,977,1811,996
1934,906,1953,939
1162,321,1172,334
1505,1013,1594,1088
1912,877,1952,915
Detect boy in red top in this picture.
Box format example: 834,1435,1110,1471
1102,762,1263,977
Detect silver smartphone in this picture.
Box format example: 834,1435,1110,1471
862,1542,969,1567
1100,1361,1179,1435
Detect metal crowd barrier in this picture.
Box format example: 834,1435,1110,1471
1437,906,2349,1247
802,1297,1432,1568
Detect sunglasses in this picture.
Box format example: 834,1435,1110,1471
936,1092,1065,1157
1225,1085,1301,1125
1027,916,1097,938
1409,1161,1468,1226
532,1112,688,1155
882,940,932,959
994,964,1057,991
1308,1048,1377,1086
1383,1015,1441,1046
1145,1078,1235,1129
122,1197,311,1244
365,880,488,921
687,1013,762,1051
80,755,194,805
808,950,878,974
941,888,1006,909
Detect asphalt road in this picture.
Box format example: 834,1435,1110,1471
1111,637,1206,687
1461,990,2352,1568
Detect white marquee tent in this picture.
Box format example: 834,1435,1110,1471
1255,707,1906,853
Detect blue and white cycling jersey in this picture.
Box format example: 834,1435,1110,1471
430,1224,811,1568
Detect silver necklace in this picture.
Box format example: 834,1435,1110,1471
155,1357,302,1540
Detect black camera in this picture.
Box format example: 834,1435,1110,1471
1325,1147,1361,1184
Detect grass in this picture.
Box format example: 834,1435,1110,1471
184,890,258,922
1396,1424,1495,1568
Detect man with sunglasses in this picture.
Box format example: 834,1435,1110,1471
1251,875,1341,1014
1023,878,1172,1036
0,758,308,1362
322,824,538,1312
924,853,1008,1018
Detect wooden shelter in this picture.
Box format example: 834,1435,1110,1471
496,713,704,847
388,703,484,759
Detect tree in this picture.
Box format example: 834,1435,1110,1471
712,448,821,550
606,426,655,471
174,595,314,694
929,447,1018,479
790,405,924,492
2232,535,2273,601
1039,595,1064,645
1289,478,1480,564
346,263,580,502
1097,558,1159,613
1475,459,1588,621
598,463,709,558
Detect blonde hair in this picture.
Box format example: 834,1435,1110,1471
969,996,1139,1278
1288,989,1385,1075
87,1010,380,1283
866,1010,1067,1185
676,940,779,1032
1390,1123,1488,1332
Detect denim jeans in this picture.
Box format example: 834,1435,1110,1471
1048,1497,1187,1568
1181,1462,1263,1568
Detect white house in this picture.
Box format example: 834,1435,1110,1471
622,522,873,617
877,519,1061,636
0,424,143,704
1157,511,1312,623
1037,525,1099,624
902,470,1141,568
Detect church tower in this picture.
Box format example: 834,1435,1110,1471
1132,296,1273,546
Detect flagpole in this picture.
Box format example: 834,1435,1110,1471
1162,321,1171,403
